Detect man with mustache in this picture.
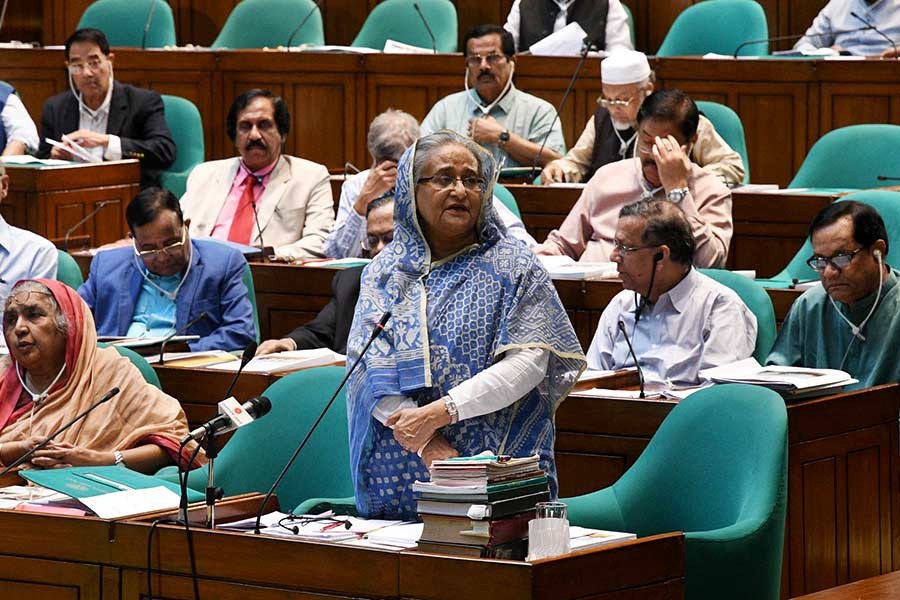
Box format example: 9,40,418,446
36,28,175,188
420,24,564,169
180,89,334,261
534,89,732,268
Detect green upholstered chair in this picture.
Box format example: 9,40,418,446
695,100,750,183
656,0,768,57
564,383,788,600
352,0,458,52
77,0,177,48
788,124,900,190
156,366,355,512
242,261,261,343
621,2,636,48
493,182,521,219
99,342,162,388
160,95,204,199
56,250,85,289
757,190,900,289
698,269,776,361
212,0,324,49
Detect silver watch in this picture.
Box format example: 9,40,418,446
444,397,459,424
114,450,126,466
666,187,689,203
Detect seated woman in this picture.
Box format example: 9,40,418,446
347,131,585,520
0,279,199,473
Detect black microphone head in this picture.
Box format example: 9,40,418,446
616,319,627,334
102,387,121,402
241,341,259,366
247,395,272,420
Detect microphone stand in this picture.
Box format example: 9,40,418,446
141,0,159,50
413,3,438,54
252,312,391,534
851,11,898,59
63,201,112,252
617,321,645,399
286,0,322,48
732,26,874,57
158,312,209,365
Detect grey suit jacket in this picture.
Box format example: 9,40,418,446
180,155,335,260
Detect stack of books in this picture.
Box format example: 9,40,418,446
413,454,550,558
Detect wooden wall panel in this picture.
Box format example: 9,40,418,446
821,84,900,134
0,555,103,599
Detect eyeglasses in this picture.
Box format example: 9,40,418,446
598,95,636,108
361,232,394,253
276,514,353,535
806,247,864,272
133,229,187,259
417,174,485,192
67,57,105,74
613,239,657,256
465,53,507,68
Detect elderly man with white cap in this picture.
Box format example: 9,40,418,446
541,50,744,185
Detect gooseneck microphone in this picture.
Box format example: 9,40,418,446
253,311,391,534
221,341,258,401
184,395,272,442
158,312,209,365
413,3,438,54
528,33,600,179
732,26,874,58
0,387,120,476
141,0,160,50
877,175,900,181
286,0,322,47
851,11,898,59
616,321,646,399
64,200,113,252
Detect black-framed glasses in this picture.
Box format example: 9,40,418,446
613,239,658,256
806,247,864,273
133,228,187,259
417,174,485,192
465,53,507,68
276,514,352,534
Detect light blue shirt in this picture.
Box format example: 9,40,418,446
0,217,57,303
125,268,179,338
794,0,900,56
420,84,566,168
587,268,757,386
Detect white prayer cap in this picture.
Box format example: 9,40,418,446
601,50,652,85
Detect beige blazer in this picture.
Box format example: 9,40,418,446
180,155,335,260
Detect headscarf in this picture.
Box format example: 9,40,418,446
346,131,585,518
0,279,199,467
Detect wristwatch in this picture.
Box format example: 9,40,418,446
666,187,689,203
113,450,126,467
444,397,459,424
498,130,511,146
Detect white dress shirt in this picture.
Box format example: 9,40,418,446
77,82,122,161
504,0,633,53
1,94,39,153
794,0,900,56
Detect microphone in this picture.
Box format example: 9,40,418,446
253,311,391,534
140,0,159,50
877,175,900,181
0,0,10,38
64,200,113,252
616,321,645,399
0,387,120,476
851,11,898,59
413,2,438,54
286,0,322,47
158,312,209,365
184,395,272,442
222,341,258,401
732,26,874,57
528,33,599,179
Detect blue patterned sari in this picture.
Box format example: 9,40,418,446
346,133,585,519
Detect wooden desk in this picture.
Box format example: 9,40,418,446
0,507,685,599
555,383,900,598
3,161,141,246
792,570,900,599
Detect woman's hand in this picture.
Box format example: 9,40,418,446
0,436,45,466
386,399,452,452
30,441,111,469
419,434,458,467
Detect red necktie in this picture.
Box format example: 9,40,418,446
228,176,259,244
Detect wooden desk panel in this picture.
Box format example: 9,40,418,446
792,570,900,599
555,383,900,598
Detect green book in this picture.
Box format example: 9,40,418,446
20,465,204,502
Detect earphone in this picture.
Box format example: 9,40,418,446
874,249,883,261
832,245,885,368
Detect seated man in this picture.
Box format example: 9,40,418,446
542,50,744,185
0,163,57,302
587,199,757,385
794,0,900,56
258,196,394,356
0,82,39,156
79,187,256,352
503,0,633,53
535,89,732,267
37,28,175,188
768,201,899,389
181,89,334,261
421,24,564,169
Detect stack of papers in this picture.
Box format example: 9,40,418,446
205,348,345,374
568,526,636,551
700,358,857,398
538,256,618,280
219,511,414,544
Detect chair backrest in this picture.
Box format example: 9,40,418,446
695,100,750,183
788,124,900,189
352,0,458,52
160,94,204,198
99,342,162,388
621,2,636,48
56,250,84,289
191,366,354,509
698,269,775,360
762,190,900,287
77,0,177,48
656,0,768,57
493,182,521,219
242,261,261,343
212,0,324,49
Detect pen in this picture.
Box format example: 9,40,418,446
320,520,346,532
80,473,133,491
